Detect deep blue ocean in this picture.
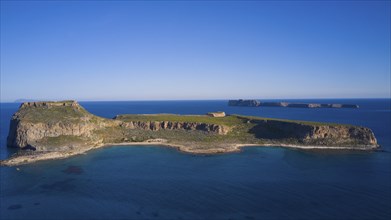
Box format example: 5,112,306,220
1,99,390,220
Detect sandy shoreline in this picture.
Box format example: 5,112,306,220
0,141,379,166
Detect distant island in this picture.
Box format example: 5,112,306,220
14,98,40,103
1,101,377,166
228,99,359,108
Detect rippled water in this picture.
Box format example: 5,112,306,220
1,99,390,219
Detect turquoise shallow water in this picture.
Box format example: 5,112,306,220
1,99,390,219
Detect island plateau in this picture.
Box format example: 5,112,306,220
1,101,378,166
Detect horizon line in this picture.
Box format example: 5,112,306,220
2,97,391,104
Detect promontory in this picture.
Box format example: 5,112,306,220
1,101,378,166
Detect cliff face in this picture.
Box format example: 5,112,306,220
307,125,377,145
249,119,377,146
7,120,95,148
119,121,230,135
7,101,111,150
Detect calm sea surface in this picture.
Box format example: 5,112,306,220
1,99,390,219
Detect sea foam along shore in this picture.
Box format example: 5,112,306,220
0,139,379,166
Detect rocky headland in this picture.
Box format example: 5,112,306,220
1,101,378,166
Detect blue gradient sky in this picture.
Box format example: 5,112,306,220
1,1,390,102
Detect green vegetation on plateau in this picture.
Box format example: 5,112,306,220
115,114,344,127
15,101,105,124
115,114,243,126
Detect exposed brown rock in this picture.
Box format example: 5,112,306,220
119,121,229,134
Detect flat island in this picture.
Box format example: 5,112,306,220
228,99,359,108
1,101,378,166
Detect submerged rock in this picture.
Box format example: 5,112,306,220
7,204,22,210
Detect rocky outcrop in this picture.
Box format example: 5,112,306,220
7,101,117,150
118,121,230,135
307,125,377,145
249,119,377,147
7,120,95,149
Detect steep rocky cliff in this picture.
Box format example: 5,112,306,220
116,118,230,135
7,101,378,155
248,119,377,146
7,101,111,150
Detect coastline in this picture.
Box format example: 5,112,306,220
0,141,379,167
3,101,378,166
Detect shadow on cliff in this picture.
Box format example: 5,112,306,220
247,119,310,141
21,144,36,151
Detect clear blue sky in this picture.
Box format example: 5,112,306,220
1,0,390,102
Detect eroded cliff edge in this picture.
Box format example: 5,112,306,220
2,101,378,166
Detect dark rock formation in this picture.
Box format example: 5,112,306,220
118,120,230,135
228,99,260,107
